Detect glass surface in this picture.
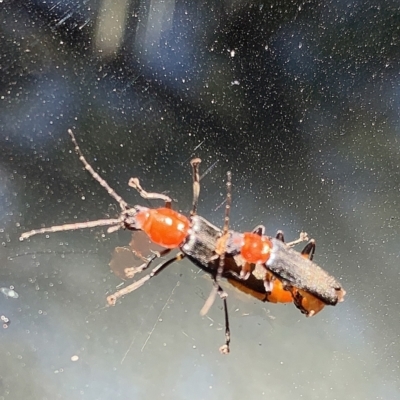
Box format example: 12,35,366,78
1,1,399,399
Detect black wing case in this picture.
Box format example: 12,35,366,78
266,238,345,305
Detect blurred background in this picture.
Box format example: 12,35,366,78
1,0,399,398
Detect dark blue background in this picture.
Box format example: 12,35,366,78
1,1,399,399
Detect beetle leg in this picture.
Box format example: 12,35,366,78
275,230,285,242
218,286,230,355
301,239,316,261
107,252,185,305
128,178,172,208
251,225,265,236
201,171,232,317
124,248,172,278
190,158,201,216
287,231,309,247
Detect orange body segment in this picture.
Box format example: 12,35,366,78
241,233,273,264
227,276,293,304
292,289,326,316
136,207,190,248
266,279,293,303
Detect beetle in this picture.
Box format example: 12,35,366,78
20,129,345,353
19,130,236,351
223,228,345,317
107,161,345,352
